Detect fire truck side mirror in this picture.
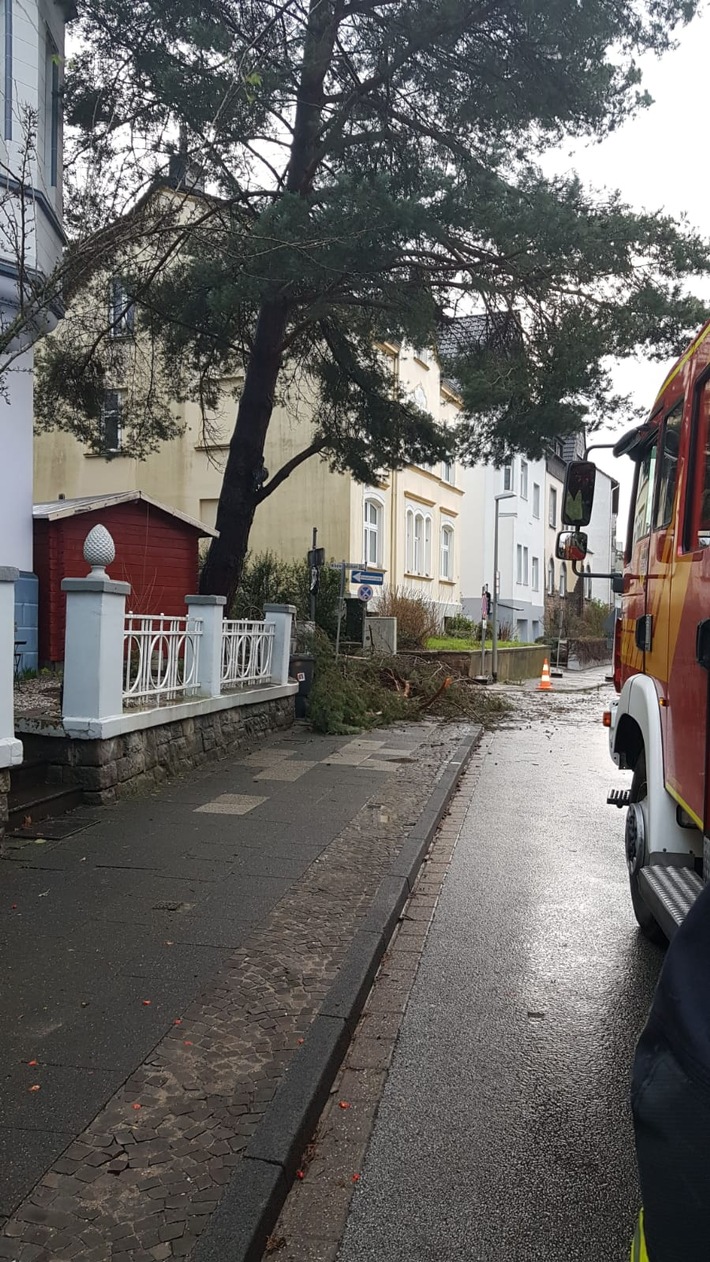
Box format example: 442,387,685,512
556,530,588,562
612,573,624,595
562,461,597,527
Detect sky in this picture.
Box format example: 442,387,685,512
543,5,710,543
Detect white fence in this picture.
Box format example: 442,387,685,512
59,530,295,735
124,614,203,705
221,619,275,688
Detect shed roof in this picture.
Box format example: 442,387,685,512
33,491,218,537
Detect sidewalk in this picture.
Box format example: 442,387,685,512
0,718,478,1262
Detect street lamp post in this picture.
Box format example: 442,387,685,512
492,491,516,682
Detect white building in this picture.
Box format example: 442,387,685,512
0,0,75,667
545,435,619,609
459,454,546,643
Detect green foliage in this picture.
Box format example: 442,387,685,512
426,637,525,650
307,639,512,734
232,551,342,638
35,0,710,593
545,594,613,640
443,614,474,640
308,644,411,735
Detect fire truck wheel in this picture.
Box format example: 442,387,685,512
628,751,666,945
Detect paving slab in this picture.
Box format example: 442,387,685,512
0,719,479,1260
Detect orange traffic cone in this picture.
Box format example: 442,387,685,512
537,658,553,692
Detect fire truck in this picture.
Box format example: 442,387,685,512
559,321,710,943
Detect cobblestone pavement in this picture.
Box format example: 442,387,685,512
268,757,479,1262
0,720,470,1262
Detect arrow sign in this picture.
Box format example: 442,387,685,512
351,569,384,586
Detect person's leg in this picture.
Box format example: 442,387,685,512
632,1038,710,1261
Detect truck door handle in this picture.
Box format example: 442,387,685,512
636,615,653,652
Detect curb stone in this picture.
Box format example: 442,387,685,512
193,726,482,1262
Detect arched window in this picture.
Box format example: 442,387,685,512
559,562,567,597
406,506,433,575
363,497,382,567
440,523,454,579
547,557,555,596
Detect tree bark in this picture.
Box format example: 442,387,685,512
198,0,342,603
198,298,288,601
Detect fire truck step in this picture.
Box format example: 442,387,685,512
607,788,631,808
638,866,703,940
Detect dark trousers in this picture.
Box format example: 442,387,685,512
632,1033,710,1262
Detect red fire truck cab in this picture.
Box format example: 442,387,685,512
565,321,710,942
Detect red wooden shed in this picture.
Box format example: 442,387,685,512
33,492,218,665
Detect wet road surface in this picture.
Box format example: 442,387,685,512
337,679,664,1262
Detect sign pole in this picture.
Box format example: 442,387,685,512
335,561,346,660
309,527,317,623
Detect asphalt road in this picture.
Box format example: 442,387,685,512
337,681,664,1262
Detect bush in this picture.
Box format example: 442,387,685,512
231,551,342,638
376,586,440,648
443,613,474,640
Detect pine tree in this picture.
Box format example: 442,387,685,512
40,0,710,600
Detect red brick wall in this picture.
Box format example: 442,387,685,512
34,503,202,664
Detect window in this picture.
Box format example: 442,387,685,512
413,385,428,410
531,556,540,591
516,545,528,585
46,30,60,187
440,523,453,579
503,463,513,492
101,390,123,453
520,460,529,500
549,486,558,528
688,379,710,549
654,402,682,532
559,562,567,597
441,459,454,484
547,557,555,595
406,506,432,575
109,278,135,338
631,440,659,548
584,565,592,600
532,483,540,518
3,0,12,141
415,346,433,365
413,514,423,573
363,497,382,567
406,508,414,571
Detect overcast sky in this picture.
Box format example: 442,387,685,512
544,6,710,542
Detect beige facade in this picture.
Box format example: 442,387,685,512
34,330,464,617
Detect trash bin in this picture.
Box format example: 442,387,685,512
289,653,315,719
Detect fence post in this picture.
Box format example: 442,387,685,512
61,526,130,729
185,595,226,697
264,603,296,686
0,567,22,769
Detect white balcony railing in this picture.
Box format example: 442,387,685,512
123,614,203,705
221,619,275,688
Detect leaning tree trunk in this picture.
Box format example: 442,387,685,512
198,0,342,605
199,300,288,603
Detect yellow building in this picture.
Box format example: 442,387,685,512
34,329,464,618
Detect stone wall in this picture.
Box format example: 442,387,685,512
0,768,9,842
20,694,294,806
400,645,548,681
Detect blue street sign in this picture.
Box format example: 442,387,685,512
357,584,374,603
351,569,384,586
